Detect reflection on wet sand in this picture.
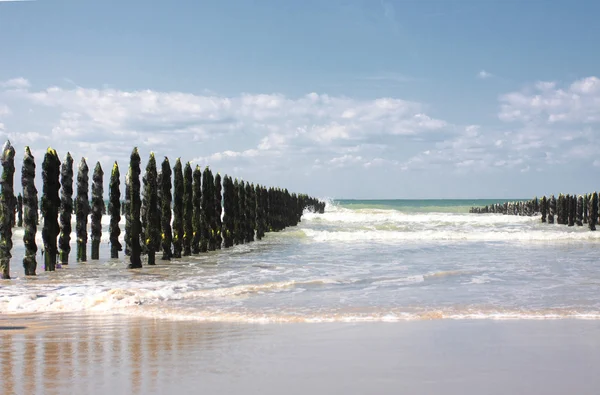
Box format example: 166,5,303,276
4,315,600,395
0,314,267,395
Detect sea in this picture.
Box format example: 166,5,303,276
2,199,600,322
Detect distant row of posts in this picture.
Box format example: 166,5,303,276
469,193,600,230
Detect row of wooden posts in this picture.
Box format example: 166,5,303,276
0,142,326,279
469,193,600,230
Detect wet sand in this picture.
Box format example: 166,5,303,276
1,314,600,395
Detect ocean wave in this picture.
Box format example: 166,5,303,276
301,228,600,243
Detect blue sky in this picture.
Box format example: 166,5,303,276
0,0,599,198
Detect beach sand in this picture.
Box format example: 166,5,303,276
1,314,600,394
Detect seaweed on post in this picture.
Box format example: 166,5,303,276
0,141,15,279
568,194,575,227
124,169,131,256
192,165,202,254
238,181,247,243
41,148,61,271
214,173,223,250
576,195,583,226
22,147,38,276
222,176,234,248
17,193,23,227
540,196,547,223
76,158,90,262
183,162,193,256
143,153,160,265
172,158,184,258
200,167,212,252
109,162,122,258
548,195,556,224
245,182,254,243
59,153,73,264
160,158,173,260
128,148,142,269
91,162,105,260
590,192,599,231
233,179,242,245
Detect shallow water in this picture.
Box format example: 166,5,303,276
2,200,600,322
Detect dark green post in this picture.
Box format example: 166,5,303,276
76,158,90,262
590,192,598,231
222,176,234,248
576,195,583,226
143,153,160,265
22,147,38,276
17,193,23,227
41,148,61,272
91,162,105,260
214,173,223,249
245,182,254,242
109,162,122,259
568,195,575,227
192,165,202,254
238,181,247,243
200,167,211,252
160,158,173,260
183,162,193,256
124,169,131,256
128,148,142,269
59,153,73,264
0,141,15,279
548,195,556,224
540,196,547,223
172,158,183,258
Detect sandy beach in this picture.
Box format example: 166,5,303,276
1,314,599,395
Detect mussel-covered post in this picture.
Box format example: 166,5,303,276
143,153,160,265
41,148,61,271
214,173,223,249
233,179,242,245
59,153,73,264
172,158,183,258
192,165,202,254
589,192,598,231
124,169,131,256
109,162,122,259
0,141,15,279
576,195,583,226
22,147,38,276
17,193,23,227
245,182,255,243
255,185,266,240
200,167,212,252
222,175,234,248
238,181,247,243
568,195,575,227
205,168,218,250
548,195,556,224
91,162,105,260
183,162,193,256
540,196,547,223
160,158,173,260
128,148,142,269
76,158,90,262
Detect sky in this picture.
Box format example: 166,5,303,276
0,0,599,199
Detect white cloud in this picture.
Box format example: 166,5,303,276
499,76,600,124
477,70,493,79
328,154,364,168
1,77,30,90
0,104,10,116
